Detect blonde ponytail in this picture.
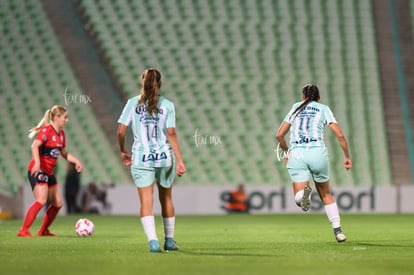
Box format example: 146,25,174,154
28,105,67,139
28,109,51,139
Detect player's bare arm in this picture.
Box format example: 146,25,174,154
329,123,352,170
167,127,186,177
117,123,132,166
276,122,291,153
61,147,83,172
30,139,42,176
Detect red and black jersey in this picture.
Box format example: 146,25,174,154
28,125,66,175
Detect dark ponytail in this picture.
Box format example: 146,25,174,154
138,68,162,116
289,84,320,120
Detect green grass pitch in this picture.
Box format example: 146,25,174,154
1,214,414,275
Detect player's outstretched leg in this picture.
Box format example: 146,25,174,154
300,185,312,211
38,205,61,236
17,201,44,237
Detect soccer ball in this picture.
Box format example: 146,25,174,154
75,218,94,237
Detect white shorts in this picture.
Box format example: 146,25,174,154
130,164,176,188
287,147,330,183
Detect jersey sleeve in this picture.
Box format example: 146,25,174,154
166,102,176,128
117,99,134,126
35,127,48,143
324,106,337,124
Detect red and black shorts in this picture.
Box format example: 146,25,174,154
27,171,58,191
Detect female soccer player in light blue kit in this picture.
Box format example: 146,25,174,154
117,69,186,252
276,84,352,242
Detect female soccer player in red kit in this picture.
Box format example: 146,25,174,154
17,105,83,237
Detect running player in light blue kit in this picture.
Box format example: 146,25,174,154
117,68,186,252
276,84,352,242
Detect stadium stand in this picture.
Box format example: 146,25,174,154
0,0,393,193
76,0,392,186
0,0,130,195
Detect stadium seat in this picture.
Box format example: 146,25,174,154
2,0,387,188
0,0,131,194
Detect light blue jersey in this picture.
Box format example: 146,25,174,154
283,101,337,148
118,95,176,168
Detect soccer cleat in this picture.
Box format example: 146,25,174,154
149,240,162,253
17,229,32,237
164,238,179,251
300,185,312,211
37,229,57,237
334,227,346,242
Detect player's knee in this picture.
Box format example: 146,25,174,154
54,202,63,209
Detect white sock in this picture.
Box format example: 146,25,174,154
162,217,175,239
294,190,304,205
324,202,341,228
141,216,157,242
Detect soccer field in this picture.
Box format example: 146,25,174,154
1,214,413,275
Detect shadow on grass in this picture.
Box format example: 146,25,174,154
353,241,414,248
178,248,280,258
327,240,414,248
